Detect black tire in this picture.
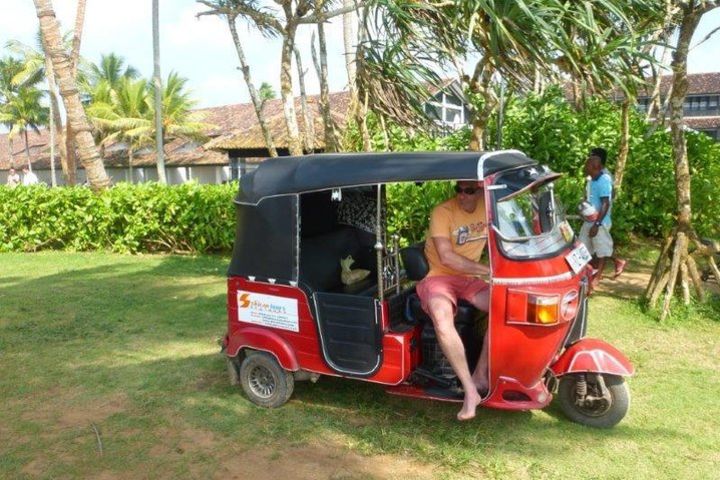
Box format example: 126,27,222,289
239,351,294,408
557,374,630,428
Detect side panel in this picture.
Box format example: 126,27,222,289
226,278,411,385
550,338,635,377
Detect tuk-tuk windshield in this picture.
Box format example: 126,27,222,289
493,183,574,259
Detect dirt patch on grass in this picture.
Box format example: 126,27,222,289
142,423,443,480
58,393,128,428
20,390,129,430
214,442,441,480
596,258,719,299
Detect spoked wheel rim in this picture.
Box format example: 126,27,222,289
248,365,276,399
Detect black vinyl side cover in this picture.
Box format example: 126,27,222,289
313,292,383,376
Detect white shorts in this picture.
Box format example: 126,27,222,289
579,222,614,258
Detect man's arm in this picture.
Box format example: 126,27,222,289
589,197,610,237
432,236,489,276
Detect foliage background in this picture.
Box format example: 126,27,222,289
2,90,719,254
0,182,236,253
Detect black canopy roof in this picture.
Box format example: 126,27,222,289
237,150,536,204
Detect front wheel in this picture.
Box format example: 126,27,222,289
557,374,630,428
239,351,294,408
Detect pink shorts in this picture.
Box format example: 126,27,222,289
416,275,489,314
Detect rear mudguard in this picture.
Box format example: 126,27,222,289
550,338,634,377
225,327,300,371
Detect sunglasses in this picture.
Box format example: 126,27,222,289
454,185,481,195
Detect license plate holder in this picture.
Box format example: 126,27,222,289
566,243,592,274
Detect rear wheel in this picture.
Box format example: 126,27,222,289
557,374,630,428
239,352,294,408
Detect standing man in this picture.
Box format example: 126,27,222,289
21,166,39,186
6,167,21,187
579,154,625,287
416,180,490,421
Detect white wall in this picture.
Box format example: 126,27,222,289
2,165,236,186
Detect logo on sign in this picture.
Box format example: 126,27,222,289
236,290,299,332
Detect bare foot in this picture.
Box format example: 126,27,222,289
457,389,482,421
472,375,489,396
613,259,627,279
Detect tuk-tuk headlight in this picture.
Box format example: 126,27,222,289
527,295,559,325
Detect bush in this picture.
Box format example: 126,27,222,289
0,182,237,253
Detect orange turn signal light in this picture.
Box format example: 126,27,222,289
527,295,559,324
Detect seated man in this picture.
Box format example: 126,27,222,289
416,180,490,421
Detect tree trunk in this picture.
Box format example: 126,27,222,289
152,0,167,183
65,123,78,185
644,4,717,320
41,46,69,184
294,46,314,152
279,16,303,156
49,98,56,186
468,61,497,151
646,45,672,121
70,0,86,75
313,5,339,153
62,0,87,186
34,0,110,190
342,0,357,106
24,130,33,173
128,148,133,183
615,96,631,192
227,16,278,157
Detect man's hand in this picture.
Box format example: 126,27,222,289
590,224,599,238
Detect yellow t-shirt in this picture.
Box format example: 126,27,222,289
424,197,488,277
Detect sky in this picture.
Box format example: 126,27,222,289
0,1,719,109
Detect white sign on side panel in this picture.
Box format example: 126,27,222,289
237,290,300,332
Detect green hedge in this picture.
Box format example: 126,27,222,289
0,182,237,253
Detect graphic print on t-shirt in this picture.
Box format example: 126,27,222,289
453,221,487,245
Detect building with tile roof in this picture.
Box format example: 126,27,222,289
1,80,472,185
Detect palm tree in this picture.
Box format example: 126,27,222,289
0,56,49,172
6,33,71,184
88,77,153,181
33,0,110,190
80,53,140,101
88,72,212,180
0,86,49,172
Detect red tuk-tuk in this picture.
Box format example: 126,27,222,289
222,151,634,428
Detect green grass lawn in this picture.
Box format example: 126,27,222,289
1,252,719,479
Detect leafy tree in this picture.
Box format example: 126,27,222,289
197,0,360,156
645,0,720,320
360,0,662,151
